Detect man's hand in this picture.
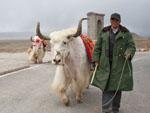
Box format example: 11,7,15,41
94,61,100,68
125,53,131,60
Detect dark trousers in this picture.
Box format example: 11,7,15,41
102,55,122,112
102,91,122,112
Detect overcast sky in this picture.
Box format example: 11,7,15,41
0,0,149,37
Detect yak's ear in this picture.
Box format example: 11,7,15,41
30,36,34,42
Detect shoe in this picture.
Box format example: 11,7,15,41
112,108,119,113
112,111,119,113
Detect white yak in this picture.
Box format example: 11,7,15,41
27,23,50,63
38,18,91,106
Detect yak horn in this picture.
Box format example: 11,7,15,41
36,22,50,40
67,18,88,38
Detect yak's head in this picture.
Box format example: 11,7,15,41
36,18,87,65
30,22,50,55
30,36,44,56
50,18,87,65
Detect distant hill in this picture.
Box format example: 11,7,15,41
0,32,33,40
0,32,49,40
132,32,149,39
132,33,150,49
0,31,149,49
132,32,143,40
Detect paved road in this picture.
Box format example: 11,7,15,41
0,52,150,113
122,52,150,113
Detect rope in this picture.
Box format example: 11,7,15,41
90,58,131,107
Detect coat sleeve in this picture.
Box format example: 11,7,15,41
124,32,136,60
92,31,102,62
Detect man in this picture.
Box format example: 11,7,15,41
92,13,136,113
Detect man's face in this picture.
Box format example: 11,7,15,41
110,18,120,29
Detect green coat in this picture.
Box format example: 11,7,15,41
92,25,136,91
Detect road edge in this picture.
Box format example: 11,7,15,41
0,65,30,76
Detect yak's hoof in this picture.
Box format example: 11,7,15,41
76,98,82,103
64,101,70,106
62,98,70,106
86,85,89,89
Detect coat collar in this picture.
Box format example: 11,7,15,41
102,25,129,40
102,25,129,33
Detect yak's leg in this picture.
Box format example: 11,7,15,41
58,88,70,106
30,57,37,64
38,59,43,64
32,55,38,64
76,90,82,103
34,59,37,64
71,80,83,103
52,66,70,106
38,52,45,63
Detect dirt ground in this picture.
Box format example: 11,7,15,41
0,40,31,53
0,39,149,53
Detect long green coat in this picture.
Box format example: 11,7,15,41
92,25,136,91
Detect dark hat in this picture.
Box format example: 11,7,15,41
111,13,121,21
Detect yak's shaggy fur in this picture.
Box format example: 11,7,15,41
50,28,91,106
27,36,46,64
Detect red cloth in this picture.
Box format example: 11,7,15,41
32,36,48,47
32,36,43,46
80,34,95,62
